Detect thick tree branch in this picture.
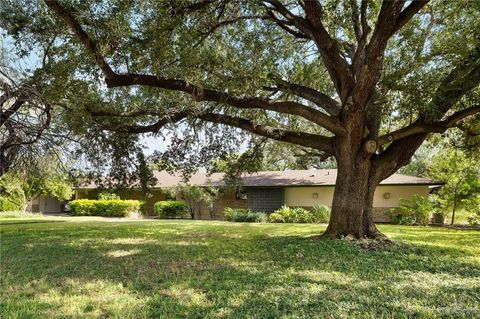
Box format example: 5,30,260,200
44,0,116,79
268,78,341,116
374,42,480,177
1,100,25,124
45,0,343,135
262,0,354,101
372,133,428,182
264,10,309,39
106,73,343,134
302,1,354,101
95,109,334,153
353,1,429,107
376,105,480,147
393,1,430,34
349,0,361,42
196,112,334,153
352,1,371,78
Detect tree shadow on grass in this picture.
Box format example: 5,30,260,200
0,220,66,226
1,223,479,318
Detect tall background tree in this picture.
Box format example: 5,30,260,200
400,132,480,225
2,0,479,238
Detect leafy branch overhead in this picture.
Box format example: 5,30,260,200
3,0,479,239
41,0,479,164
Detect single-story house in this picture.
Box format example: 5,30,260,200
67,169,440,222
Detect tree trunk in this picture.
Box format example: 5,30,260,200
451,191,457,225
322,158,384,239
321,105,386,239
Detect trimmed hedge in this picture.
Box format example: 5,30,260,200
154,201,188,219
224,207,267,222
69,199,142,217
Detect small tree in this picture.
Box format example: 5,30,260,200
428,150,480,225
135,151,156,198
0,155,73,210
178,184,220,219
0,174,26,211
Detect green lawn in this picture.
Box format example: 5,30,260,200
1,218,479,319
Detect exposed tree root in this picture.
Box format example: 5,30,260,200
310,229,394,251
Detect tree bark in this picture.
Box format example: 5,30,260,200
322,158,384,239
321,102,386,240
451,188,458,225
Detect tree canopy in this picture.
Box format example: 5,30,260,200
1,0,479,238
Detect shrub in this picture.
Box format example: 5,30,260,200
0,182,26,212
69,199,142,217
465,195,480,226
154,201,188,219
468,213,480,226
224,207,266,222
0,196,25,212
312,204,331,223
269,206,316,223
98,192,120,200
386,195,432,225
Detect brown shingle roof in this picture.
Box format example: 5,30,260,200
78,169,440,189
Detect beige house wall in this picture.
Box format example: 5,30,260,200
373,185,430,207
285,186,335,207
284,185,430,222
284,185,430,207
73,184,430,222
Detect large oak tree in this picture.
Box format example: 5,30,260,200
3,0,479,238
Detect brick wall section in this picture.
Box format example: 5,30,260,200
247,187,284,213
195,192,248,220
372,207,392,223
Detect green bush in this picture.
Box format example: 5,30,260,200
69,199,142,217
0,196,24,212
386,195,432,225
154,201,188,219
0,182,26,212
269,206,316,223
224,207,266,222
98,192,120,200
468,213,480,226
465,195,480,226
312,204,331,223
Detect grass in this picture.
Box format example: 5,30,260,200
1,218,479,319
0,211,44,219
